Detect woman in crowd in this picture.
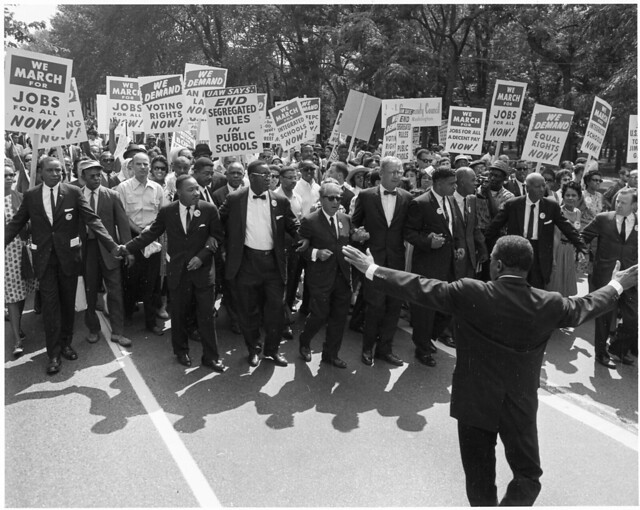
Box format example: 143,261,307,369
547,181,583,296
4,159,35,357
579,169,605,291
149,155,171,320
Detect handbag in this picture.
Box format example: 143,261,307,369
20,243,34,280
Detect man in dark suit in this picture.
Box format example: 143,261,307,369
122,175,226,371
5,157,119,374
219,160,300,367
582,188,638,368
211,161,245,208
351,155,412,366
486,172,586,288
504,160,529,197
192,157,218,204
298,182,368,368
325,161,355,213
343,236,637,506
404,167,462,364
78,160,132,347
452,167,488,279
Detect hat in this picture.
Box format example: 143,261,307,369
469,160,485,168
193,157,214,170
123,143,147,159
488,160,511,176
78,159,103,173
194,143,212,158
454,154,470,163
347,165,370,186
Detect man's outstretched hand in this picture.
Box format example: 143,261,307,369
342,245,374,274
612,261,638,291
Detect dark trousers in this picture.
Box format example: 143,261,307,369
299,272,351,357
170,276,219,360
234,248,284,356
595,287,638,357
84,239,125,336
40,249,78,358
411,304,451,355
457,408,542,506
123,249,161,329
362,278,402,355
527,241,545,289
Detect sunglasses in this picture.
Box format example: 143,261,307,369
101,158,114,162
324,195,342,202
590,179,603,183
153,166,168,171
419,158,429,162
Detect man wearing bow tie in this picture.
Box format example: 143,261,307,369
219,160,301,368
486,173,586,289
351,156,412,367
404,167,464,364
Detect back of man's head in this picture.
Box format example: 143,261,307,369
493,236,533,274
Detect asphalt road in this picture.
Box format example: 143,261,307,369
4,275,638,508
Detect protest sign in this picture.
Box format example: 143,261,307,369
485,80,527,141
268,98,310,151
139,74,186,132
299,97,321,142
184,63,227,121
396,108,414,161
257,93,267,125
40,78,87,148
445,106,486,155
412,127,421,151
381,113,399,158
338,90,381,144
107,76,144,131
580,96,612,159
96,94,108,134
204,85,262,157
5,48,72,137
521,104,574,165
171,130,196,155
263,117,277,144
381,98,441,128
627,115,638,164
328,110,345,146
438,119,448,146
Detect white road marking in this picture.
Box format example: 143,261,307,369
99,314,221,507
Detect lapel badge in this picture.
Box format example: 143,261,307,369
539,212,546,220
65,213,72,220
338,221,344,230
193,209,201,217
271,199,277,207
437,207,443,215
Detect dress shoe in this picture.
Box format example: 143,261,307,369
176,353,192,367
111,334,132,347
201,357,226,373
12,340,24,358
265,353,288,367
361,350,374,366
609,350,634,366
429,340,437,353
595,354,616,369
46,357,61,375
156,308,170,320
282,326,294,340
61,346,78,361
321,355,347,369
230,322,241,335
188,330,203,343
86,332,99,344
147,325,164,336
300,346,312,362
376,352,404,366
248,353,260,367
438,335,456,348
415,352,437,367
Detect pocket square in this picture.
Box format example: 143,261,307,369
543,220,552,225
65,208,73,212
276,215,283,220
198,224,206,228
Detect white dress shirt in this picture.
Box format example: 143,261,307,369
311,210,339,261
179,202,192,233
431,188,453,234
83,185,101,212
42,183,60,224
245,191,273,250
294,178,320,216
379,184,397,227
616,214,635,241
199,185,214,203
523,197,540,240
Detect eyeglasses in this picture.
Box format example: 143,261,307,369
101,158,114,162
323,195,342,202
591,179,603,183
5,173,15,178
153,166,168,171
544,178,554,183
270,174,279,179
251,172,271,178
418,158,429,162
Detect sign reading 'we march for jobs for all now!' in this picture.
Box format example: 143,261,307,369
107,76,144,131
485,80,527,142
5,48,73,137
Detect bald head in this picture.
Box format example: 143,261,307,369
525,172,546,202
455,167,477,196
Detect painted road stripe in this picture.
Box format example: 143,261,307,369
398,323,637,451
99,314,221,507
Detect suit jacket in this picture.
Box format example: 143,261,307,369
211,185,237,209
452,194,487,278
351,186,412,270
403,190,461,279
299,210,351,294
485,196,586,282
79,186,131,270
126,200,224,290
505,178,525,197
370,266,620,431
340,185,355,214
219,187,299,282
582,211,638,289
5,182,117,279
210,173,227,193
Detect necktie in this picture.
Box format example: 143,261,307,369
185,206,192,232
50,187,56,211
204,188,212,203
620,216,627,242
463,197,467,222
330,215,337,238
442,198,450,225
383,190,397,196
88,191,96,238
253,194,266,200
526,204,535,239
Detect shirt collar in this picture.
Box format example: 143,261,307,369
379,184,396,195
431,188,445,203
322,209,337,224
525,195,539,207
453,190,465,202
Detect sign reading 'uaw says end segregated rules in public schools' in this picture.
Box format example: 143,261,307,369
5,48,73,137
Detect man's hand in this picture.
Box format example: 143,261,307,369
612,261,638,291
454,248,465,260
109,118,120,131
206,236,218,252
351,226,370,243
429,232,445,249
187,256,203,271
316,249,333,261
111,245,127,258
342,245,374,274
125,254,135,267
296,238,310,253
